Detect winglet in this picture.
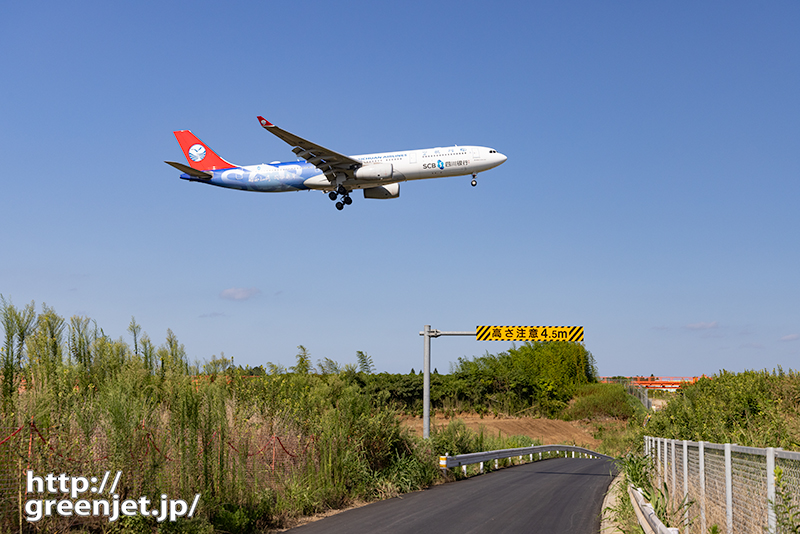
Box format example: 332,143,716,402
257,116,273,128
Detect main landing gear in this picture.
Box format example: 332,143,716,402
329,185,352,211
471,173,478,187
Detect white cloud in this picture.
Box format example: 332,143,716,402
684,321,719,330
220,287,262,301
780,334,799,342
200,312,227,319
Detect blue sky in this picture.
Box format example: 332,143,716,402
1,1,798,377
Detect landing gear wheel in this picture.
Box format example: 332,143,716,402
343,195,353,205
328,191,338,201
471,179,477,187
335,201,344,211
336,185,347,195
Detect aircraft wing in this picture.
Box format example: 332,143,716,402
257,116,361,182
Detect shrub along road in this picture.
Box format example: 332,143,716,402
288,457,617,533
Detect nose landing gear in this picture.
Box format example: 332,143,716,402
471,173,477,187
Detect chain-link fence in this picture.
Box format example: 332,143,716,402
604,378,651,409
645,436,800,534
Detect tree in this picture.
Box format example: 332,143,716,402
14,301,36,367
1,296,18,412
69,316,92,369
266,362,286,375
291,345,312,374
29,304,65,374
140,334,155,374
203,353,231,376
162,328,188,376
357,351,375,374
128,317,142,356
317,357,341,375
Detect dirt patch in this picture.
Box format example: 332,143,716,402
650,398,668,411
401,414,601,449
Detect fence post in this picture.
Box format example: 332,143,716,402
699,441,706,534
767,447,775,533
683,440,689,531
725,443,732,534
657,438,662,486
671,439,676,498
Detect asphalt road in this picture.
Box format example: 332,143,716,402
288,457,617,534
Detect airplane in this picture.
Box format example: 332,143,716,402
165,116,507,210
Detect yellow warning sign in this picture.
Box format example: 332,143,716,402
476,326,584,342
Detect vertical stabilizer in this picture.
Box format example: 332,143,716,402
173,130,237,171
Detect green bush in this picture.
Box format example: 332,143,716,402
561,383,637,421
359,341,597,417
647,369,800,448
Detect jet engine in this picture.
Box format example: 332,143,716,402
363,183,400,199
354,163,393,180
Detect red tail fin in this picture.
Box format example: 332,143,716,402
173,130,236,171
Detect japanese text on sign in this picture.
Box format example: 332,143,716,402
476,326,584,342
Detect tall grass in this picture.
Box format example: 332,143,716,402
2,369,440,532
0,301,443,532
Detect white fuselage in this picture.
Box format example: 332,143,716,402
302,145,507,190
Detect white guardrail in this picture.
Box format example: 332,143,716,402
439,444,613,475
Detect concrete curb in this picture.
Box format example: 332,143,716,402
600,473,624,533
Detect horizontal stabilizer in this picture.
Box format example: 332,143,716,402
165,161,212,179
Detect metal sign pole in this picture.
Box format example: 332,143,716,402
419,326,476,439
423,325,431,439
419,325,583,438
